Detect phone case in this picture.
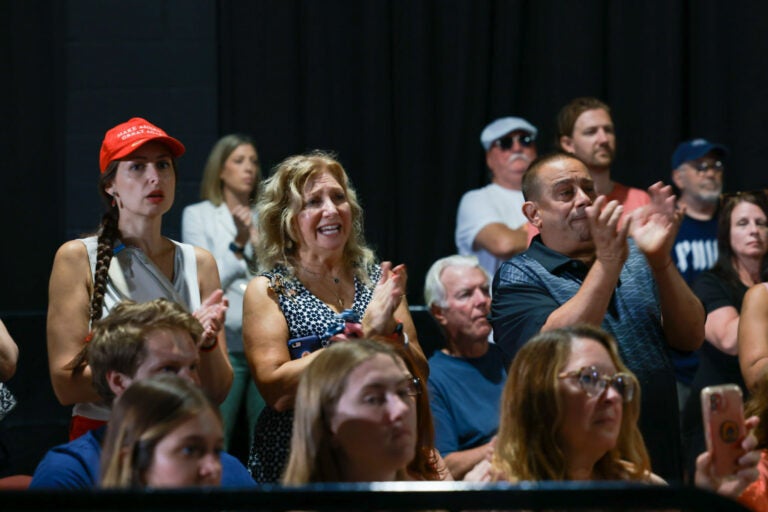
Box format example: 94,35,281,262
701,384,746,477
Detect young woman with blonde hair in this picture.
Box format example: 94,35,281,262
182,134,264,450
283,339,440,483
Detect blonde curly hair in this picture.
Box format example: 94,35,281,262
255,150,375,283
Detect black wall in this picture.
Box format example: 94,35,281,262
3,0,768,476
219,0,768,305
1,0,220,475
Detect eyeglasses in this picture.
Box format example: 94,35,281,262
494,133,535,150
360,376,422,408
404,377,422,397
558,366,635,402
690,160,725,173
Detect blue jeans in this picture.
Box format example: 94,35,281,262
219,352,265,451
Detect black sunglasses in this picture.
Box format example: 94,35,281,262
494,133,535,150
691,160,725,173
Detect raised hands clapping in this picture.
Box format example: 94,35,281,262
628,182,682,269
362,261,407,337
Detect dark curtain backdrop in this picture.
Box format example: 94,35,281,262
219,0,768,302
3,0,768,476
1,0,69,475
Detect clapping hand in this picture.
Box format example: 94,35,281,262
629,182,681,268
363,261,407,337
194,289,229,347
231,205,258,247
587,195,629,267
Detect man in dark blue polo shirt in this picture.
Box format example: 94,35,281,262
490,152,705,482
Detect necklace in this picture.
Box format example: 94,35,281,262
299,266,347,309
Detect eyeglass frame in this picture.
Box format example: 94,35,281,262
361,376,422,407
687,160,725,174
557,365,635,403
405,376,422,397
494,133,535,150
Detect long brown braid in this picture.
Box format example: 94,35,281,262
87,157,178,325
89,161,122,325
68,164,124,373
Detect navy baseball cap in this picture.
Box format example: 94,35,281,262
671,138,729,169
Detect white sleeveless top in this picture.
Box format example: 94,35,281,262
74,236,201,420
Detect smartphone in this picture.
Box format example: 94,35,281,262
701,384,746,477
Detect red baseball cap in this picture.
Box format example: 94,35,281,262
99,117,186,173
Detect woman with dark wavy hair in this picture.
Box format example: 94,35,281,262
683,190,768,476
47,118,232,441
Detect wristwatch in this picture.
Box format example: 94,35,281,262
229,241,246,254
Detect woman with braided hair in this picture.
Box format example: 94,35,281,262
47,118,233,441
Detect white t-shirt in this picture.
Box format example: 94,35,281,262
455,183,527,276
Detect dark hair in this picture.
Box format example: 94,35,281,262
90,162,122,325
709,191,768,290
90,159,178,325
521,152,581,201
555,97,611,148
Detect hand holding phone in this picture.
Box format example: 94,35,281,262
701,384,747,477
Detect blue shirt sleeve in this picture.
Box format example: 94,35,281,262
427,376,459,456
29,440,99,489
221,453,256,488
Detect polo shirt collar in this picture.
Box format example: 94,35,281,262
527,235,590,275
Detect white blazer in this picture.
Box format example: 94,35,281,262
181,200,257,352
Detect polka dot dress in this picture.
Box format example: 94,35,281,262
247,264,380,483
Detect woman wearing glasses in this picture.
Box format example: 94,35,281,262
682,190,768,476
283,339,441,483
485,325,758,496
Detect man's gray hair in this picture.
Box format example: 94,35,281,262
423,255,490,310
